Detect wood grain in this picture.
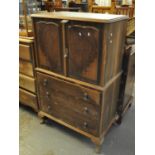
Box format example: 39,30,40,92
19,60,33,77
19,44,31,61
19,74,35,93
19,88,38,111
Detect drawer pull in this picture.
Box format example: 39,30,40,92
83,92,89,101
84,107,88,113
43,79,48,86
87,32,91,36
78,32,82,36
46,91,50,98
47,105,51,110
84,122,88,128
64,53,68,58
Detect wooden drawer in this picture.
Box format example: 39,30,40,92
19,44,31,61
37,72,101,136
19,59,33,77
19,88,38,111
19,74,35,93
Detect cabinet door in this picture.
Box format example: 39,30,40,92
67,24,102,84
35,20,63,74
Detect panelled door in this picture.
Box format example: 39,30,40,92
66,22,102,84
34,19,63,74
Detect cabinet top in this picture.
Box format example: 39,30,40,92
31,11,128,23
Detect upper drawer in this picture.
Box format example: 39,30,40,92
19,44,31,61
37,72,101,106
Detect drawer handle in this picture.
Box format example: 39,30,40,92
84,122,88,128
83,92,89,101
87,32,91,36
46,91,50,98
47,105,51,110
43,79,48,86
64,53,68,58
84,107,88,113
78,32,82,36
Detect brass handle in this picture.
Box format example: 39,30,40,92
83,92,89,101
43,79,48,86
84,122,88,128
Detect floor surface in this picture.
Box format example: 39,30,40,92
19,104,135,155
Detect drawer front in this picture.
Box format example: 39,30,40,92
19,74,35,93
19,44,31,61
19,88,38,111
37,72,101,136
19,60,33,77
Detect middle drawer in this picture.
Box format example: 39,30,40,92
19,73,36,93
19,59,33,77
37,72,101,136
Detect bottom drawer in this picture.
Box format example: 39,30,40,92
19,88,38,111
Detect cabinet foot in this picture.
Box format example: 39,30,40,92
95,144,102,153
91,137,104,154
116,115,122,125
38,112,46,124
128,102,132,108
40,118,47,124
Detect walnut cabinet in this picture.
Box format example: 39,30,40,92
31,12,128,152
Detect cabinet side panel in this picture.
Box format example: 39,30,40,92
101,75,121,133
118,46,135,114
103,20,127,85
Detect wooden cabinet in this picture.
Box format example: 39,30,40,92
19,38,38,111
32,12,128,152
